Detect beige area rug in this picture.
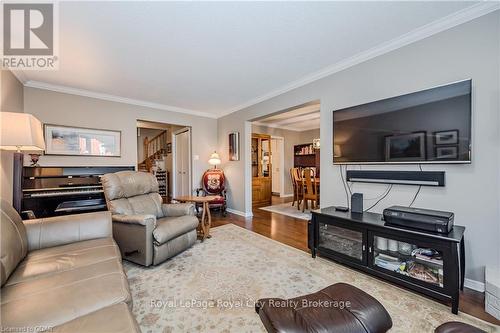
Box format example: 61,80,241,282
259,202,313,220
124,224,498,333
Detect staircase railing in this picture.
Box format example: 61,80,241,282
141,130,167,171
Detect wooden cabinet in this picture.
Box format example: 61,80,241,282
252,133,272,206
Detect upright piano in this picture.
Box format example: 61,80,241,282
19,166,134,219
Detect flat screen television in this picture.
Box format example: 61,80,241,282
332,80,472,164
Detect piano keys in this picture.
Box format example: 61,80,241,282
18,166,134,219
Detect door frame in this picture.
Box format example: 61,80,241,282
172,127,193,197
271,136,285,197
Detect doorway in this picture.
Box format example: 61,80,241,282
271,136,284,196
172,127,192,197
136,120,190,201
248,100,320,216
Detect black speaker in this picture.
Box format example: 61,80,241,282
346,170,445,187
351,193,363,213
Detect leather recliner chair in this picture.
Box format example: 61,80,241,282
101,171,199,266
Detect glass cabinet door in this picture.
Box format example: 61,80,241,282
261,138,270,177
251,138,259,177
318,223,365,263
371,234,444,288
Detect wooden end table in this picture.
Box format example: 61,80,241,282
173,195,221,241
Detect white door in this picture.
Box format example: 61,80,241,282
173,128,191,197
271,137,283,195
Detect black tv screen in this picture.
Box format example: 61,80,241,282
333,80,471,164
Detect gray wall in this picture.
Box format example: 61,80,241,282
299,128,321,144
251,125,320,195
23,87,218,192
218,12,500,284
1,70,24,204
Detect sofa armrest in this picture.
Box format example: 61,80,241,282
111,215,156,267
23,211,113,251
112,214,157,227
162,203,195,217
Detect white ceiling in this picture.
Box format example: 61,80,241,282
15,1,497,118
254,102,320,132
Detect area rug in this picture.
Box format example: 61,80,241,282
124,224,498,333
259,202,313,220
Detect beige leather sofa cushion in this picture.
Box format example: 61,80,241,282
101,171,159,200
0,200,28,286
2,257,124,302
1,257,131,329
5,238,120,286
23,212,112,251
153,216,199,245
52,303,140,333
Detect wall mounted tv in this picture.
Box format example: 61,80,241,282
333,80,471,164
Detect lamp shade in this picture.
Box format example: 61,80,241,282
0,112,45,152
208,151,221,166
313,138,320,149
334,144,342,158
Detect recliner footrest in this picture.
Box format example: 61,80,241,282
256,283,393,333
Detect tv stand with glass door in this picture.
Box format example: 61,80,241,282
308,207,465,314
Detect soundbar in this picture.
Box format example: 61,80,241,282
346,170,445,187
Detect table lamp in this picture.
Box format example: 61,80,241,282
0,112,45,211
208,151,221,169
334,144,342,158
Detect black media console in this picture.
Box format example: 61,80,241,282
308,207,465,314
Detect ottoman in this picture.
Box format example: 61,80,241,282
255,283,393,333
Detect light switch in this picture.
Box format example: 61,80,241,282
193,155,199,161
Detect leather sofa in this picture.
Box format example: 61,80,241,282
0,199,140,332
101,171,199,266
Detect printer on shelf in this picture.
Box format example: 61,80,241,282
383,206,454,234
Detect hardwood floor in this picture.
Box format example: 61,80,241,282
211,196,500,325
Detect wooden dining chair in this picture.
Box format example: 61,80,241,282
292,168,304,210
290,168,297,207
302,168,318,212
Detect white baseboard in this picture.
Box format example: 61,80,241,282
464,278,485,292
280,193,293,198
226,208,253,218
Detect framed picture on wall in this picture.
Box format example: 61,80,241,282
435,146,458,160
385,132,426,161
44,124,121,156
434,130,459,145
229,131,240,161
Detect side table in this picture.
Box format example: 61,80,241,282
173,195,221,241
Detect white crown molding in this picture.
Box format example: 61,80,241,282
252,120,319,132
217,2,500,118
10,70,28,84
24,80,218,119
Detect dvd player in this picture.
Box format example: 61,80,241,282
383,206,454,234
